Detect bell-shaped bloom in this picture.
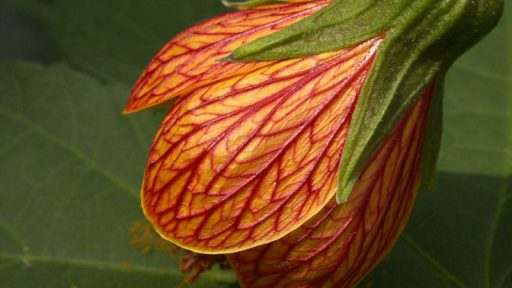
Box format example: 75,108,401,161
125,0,502,287
228,90,430,287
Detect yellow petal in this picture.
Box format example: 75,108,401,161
227,86,433,288
141,38,382,254
125,1,329,113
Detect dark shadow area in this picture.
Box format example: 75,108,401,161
0,4,60,63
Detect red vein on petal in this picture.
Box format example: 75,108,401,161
147,40,378,202
228,86,432,287
142,38,382,254
125,1,329,113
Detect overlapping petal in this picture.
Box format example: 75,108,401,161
125,0,329,113
141,37,383,254
227,87,432,288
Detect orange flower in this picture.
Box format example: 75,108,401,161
125,0,330,114
125,1,436,287
228,90,430,287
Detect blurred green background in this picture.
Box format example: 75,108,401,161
0,1,510,287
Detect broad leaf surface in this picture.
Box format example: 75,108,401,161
0,62,237,288
0,0,510,287
5,0,228,83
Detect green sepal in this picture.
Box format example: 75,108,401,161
336,0,450,202
337,0,503,203
227,0,503,203
222,0,289,10
230,0,503,62
231,0,411,61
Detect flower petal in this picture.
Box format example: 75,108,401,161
125,0,329,113
227,87,432,287
141,38,382,254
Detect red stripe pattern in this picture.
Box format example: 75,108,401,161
125,0,329,113
129,1,432,285
142,38,383,254
227,87,432,287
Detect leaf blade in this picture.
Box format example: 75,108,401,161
0,62,237,288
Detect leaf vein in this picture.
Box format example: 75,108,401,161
0,106,138,199
484,179,511,288
402,233,471,288
0,253,234,283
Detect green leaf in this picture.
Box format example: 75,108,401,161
361,3,512,287
0,62,237,288
4,0,228,83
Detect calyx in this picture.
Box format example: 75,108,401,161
227,0,504,203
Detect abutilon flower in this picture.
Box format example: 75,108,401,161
124,0,502,287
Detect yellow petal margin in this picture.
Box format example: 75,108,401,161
125,0,329,114
141,33,383,253
228,86,432,287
